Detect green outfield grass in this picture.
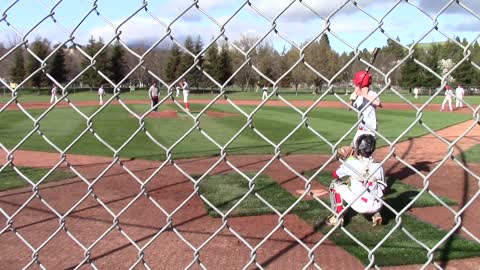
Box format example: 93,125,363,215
0,166,75,191
0,104,471,159
198,173,480,267
2,87,480,105
456,144,480,164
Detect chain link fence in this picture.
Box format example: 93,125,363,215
1,0,479,269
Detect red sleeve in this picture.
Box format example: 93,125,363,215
332,170,339,179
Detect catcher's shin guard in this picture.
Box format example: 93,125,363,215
329,181,344,214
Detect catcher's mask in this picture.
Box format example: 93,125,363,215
355,134,376,158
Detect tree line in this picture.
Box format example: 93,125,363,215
2,34,480,91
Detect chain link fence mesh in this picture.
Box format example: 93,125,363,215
0,0,479,269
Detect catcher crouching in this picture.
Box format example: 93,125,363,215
327,134,387,227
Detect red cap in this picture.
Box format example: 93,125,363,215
354,71,371,88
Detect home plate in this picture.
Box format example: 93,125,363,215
296,189,328,197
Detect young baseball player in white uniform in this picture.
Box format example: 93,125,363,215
261,85,268,100
98,85,105,105
327,134,387,227
182,79,190,111
413,87,419,99
455,84,465,108
440,85,453,112
176,84,181,97
349,70,381,147
148,82,160,112
50,84,58,104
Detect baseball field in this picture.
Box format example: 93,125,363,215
1,91,479,269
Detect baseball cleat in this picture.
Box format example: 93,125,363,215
372,212,382,227
326,215,344,227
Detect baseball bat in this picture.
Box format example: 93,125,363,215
365,47,380,73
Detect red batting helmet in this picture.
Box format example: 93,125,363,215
354,71,371,87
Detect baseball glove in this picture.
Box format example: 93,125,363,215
349,91,358,101
337,146,354,160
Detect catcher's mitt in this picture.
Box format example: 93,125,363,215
337,146,354,160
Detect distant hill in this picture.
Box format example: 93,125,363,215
414,41,448,50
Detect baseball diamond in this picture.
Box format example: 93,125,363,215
1,1,480,269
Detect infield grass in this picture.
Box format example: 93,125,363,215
0,166,75,191
198,173,480,267
2,88,480,105
0,104,471,159
456,144,480,164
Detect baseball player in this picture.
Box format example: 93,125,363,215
182,79,190,111
148,82,160,112
50,84,58,104
455,84,465,108
413,87,419,99
261,85,268,100
327,134,387,227
349,70,381,147
175,84,181,97
440,85,453,111
98,85,105,105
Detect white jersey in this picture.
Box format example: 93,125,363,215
149,85,159,97
353,90,379,131
98,87,104,96
455,87,464,97
182,82,190,93
445,89,453,100
335,157,386,202
51,87,57,95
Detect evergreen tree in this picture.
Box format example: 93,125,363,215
107,42,127,84
191,35,204,89
26,39,50,87
218,42,233,86
204,40,220,86
9,48,25,84
178,36,195,83
48,44,67,83
471,41,480,85
422,43,441,87
164,44,182,83
452,38,476,85
81,36,109,88
399,49,424,88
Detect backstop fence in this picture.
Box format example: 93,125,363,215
0,0,479,269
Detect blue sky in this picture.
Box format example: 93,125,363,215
1,0,479,53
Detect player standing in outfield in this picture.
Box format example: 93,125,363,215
175,84,181,97
98,85,105,105
413,86,419,99
327,134,387,227
261,85,268,100
148,82,160,112
455,84,465,109
440,85,453,112
182,79,190,111
50,84,58,104
349,70,381,146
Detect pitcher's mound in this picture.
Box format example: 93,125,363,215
148,110,178,118
206,111,238,118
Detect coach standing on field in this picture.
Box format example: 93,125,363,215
149,82,160,112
